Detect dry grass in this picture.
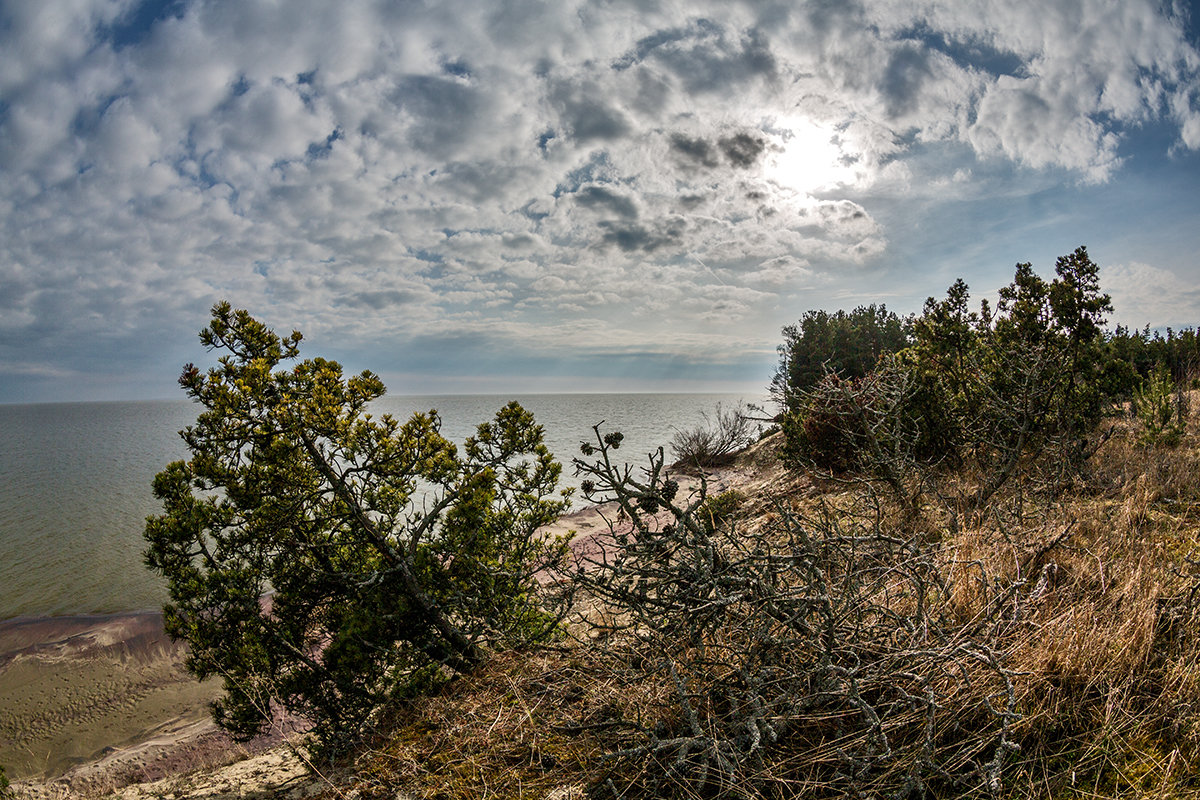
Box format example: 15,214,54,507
313,399,1200,799
318,647,677,800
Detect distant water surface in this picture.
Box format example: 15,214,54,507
0,394,762,620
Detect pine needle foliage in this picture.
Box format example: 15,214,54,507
144,302,571,755
1134,362,1186,446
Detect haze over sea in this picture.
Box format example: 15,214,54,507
0,393,762,621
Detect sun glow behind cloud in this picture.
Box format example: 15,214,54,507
763,118,862,195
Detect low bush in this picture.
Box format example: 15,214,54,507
568,427,1027,797
770,304,912,413
696,489,742,533
670,401,757,468
560,406,1200,799
1134,362,1186,446
781,372,878,472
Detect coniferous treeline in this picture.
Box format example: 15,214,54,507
769,246,1200,509
1101,323,1200,397
772,248,1199,419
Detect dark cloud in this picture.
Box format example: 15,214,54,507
669,133,720,167
501,233,537,250
815,200,869,223
614,19,722,70
881,45,933,118
393,75,487,158
546,78,631,143
629,67,673,117
597,218,683,253
574,184,639,219
671,130,766,169
719,132,766,168
804,0,865,36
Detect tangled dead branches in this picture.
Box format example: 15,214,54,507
570,425,1034,799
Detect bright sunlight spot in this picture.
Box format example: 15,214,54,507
764,117,858,195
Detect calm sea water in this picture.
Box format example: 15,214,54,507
0,394,762,620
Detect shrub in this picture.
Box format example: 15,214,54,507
144,303,570,755
571,428,1022,798
770,304,911,414
1133,362,1185,446
781,372,874,472
669,401,756,468
777,247,1117,512
780,362,921,509
697,489,743,532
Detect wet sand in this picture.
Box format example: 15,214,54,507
0,611,224,785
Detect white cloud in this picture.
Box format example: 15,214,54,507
1104,262,1200,329
0,0,1197,399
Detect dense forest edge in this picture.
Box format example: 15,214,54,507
10,244,1200,799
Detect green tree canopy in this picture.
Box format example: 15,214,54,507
770,304,912,414
777,247,1115,504
145,303,570,752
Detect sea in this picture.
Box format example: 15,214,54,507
0,393,765,620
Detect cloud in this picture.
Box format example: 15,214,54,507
1104,262,1200,329
617,19,778,95
597,219,684,253
719,132,767,168
572,185,640,219
670,133,721,168
0,0,1198,400
546,75,633,143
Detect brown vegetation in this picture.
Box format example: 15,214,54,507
294,392,1200,800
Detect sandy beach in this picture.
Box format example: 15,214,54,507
0,507,628,792
0,612,227,784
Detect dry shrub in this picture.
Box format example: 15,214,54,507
670,401,758,469
329,401,1200,800
568,409,1200,798
569,428,1030,798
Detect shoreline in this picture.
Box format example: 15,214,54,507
0,499,635,790
0,608,228,787
0,609,303,799
0,450,779,795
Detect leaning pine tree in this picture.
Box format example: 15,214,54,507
145,303,571,754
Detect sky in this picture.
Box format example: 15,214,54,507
1,0,1199,403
